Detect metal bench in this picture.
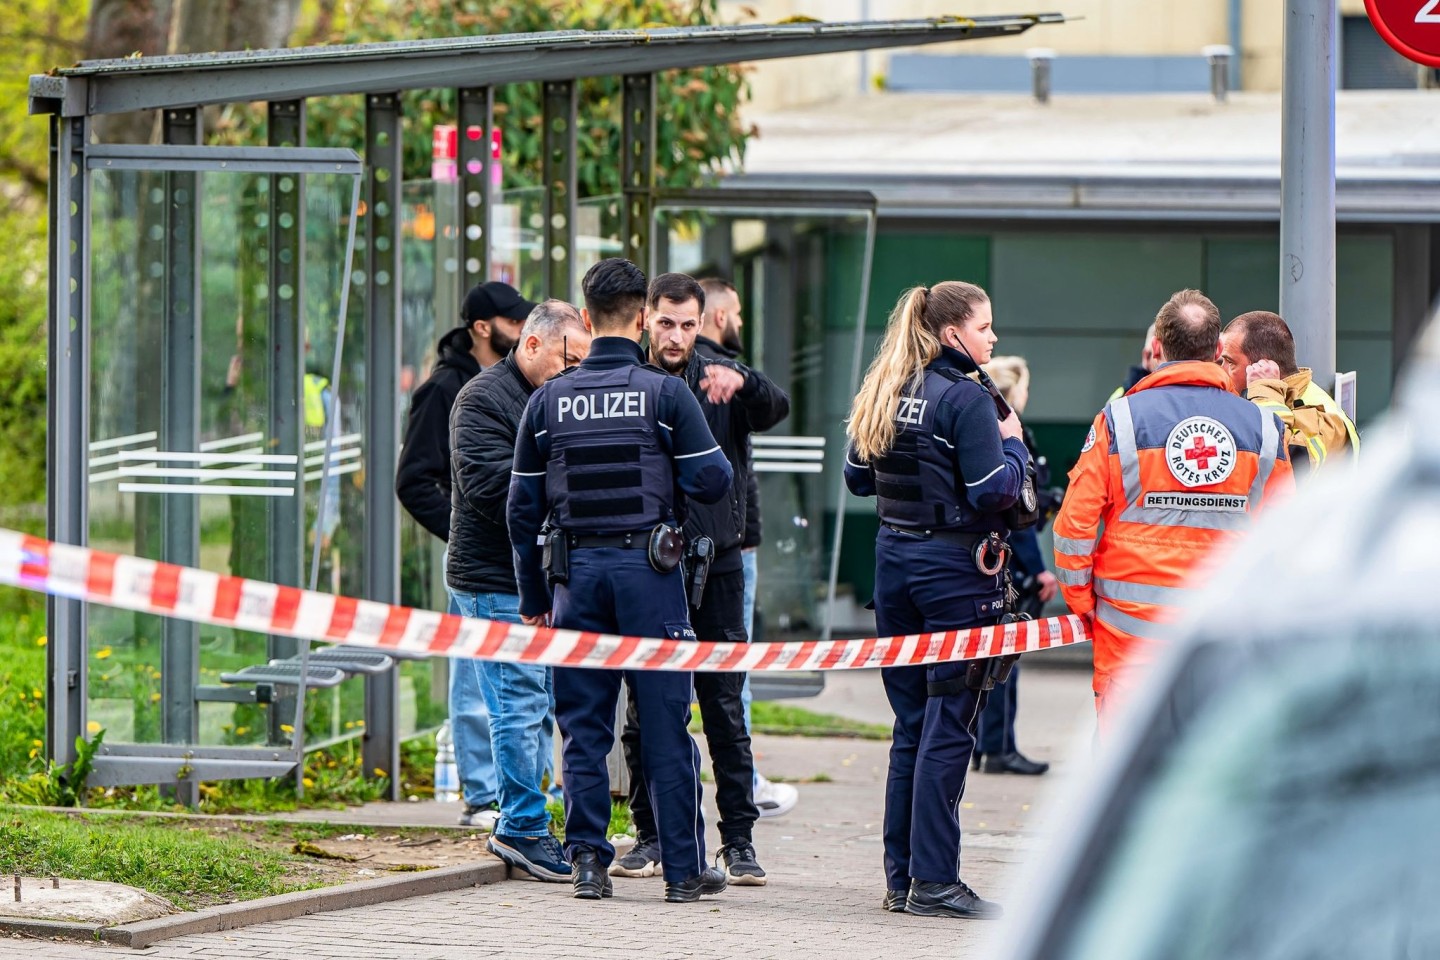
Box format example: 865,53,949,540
220,661,346,688
290,646,395,675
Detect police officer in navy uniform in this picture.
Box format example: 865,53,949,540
508,258,734,903
844,281,1030,920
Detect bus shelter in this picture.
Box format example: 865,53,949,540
29,14,1063,802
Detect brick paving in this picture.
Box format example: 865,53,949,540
8,667,1093,960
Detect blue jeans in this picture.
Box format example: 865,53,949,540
446,588,497,808
449,589,556,837
741,549,758,788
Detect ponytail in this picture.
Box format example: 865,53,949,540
847,287,940,462
846,281,990,462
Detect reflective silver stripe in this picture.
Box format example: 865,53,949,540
1249,407,1280,511
1095,577,1188,606
1116,504,1252,531
1095,599,1169,641
1054,567,1092,587
965,463,1005,487
674,444,722,459
1110,398,1141,505
1054,535,1097,556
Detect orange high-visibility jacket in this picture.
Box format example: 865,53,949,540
1053,361,1295,694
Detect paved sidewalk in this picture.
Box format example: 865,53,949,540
12,667,1094,960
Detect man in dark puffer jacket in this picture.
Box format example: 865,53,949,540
447,299,591,881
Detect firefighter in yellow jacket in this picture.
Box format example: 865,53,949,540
1220,311,1357,477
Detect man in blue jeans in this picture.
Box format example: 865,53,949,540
400,281,536,827
447,299,592,880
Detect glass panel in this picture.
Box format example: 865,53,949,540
88,166,361,750
575,194,623,296
394,177,456,740
492,186,546,303
653,206,873,644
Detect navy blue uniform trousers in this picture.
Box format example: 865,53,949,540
552,547,707,883
874,527,1003,888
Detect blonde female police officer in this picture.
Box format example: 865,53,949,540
844,282,1030,920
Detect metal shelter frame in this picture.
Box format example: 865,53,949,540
30,14,1063,798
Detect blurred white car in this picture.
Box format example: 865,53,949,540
999,324,1440,960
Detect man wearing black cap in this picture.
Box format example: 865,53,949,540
397,280,535,828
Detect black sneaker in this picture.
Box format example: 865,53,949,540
906,879,1003,919
882,889,908,913
487,833,572,882
608,836,661,878
571,848,613,900
719,840,767,886
664,865,727,903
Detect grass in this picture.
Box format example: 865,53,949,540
687,701,892,741
546,798,634,841
0,806,319,911
748,701,892,741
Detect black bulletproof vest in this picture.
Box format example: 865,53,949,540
543,363,676,534
872,368,981,531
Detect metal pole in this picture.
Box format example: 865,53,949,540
622,73,656,271
160,108,202,808
266,101,306,764
458,87,494,295
363,92,403,799
46,114,90,777
1279,0,1337,391
542,80,577,301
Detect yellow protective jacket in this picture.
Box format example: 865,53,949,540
1247,369,1354,472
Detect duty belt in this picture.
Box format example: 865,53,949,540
882,524,988,549
568,532,650,550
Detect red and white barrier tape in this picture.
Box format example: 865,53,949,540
0,529,1089,672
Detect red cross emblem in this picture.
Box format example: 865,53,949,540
1184,435,1218,470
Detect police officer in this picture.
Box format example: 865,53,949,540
844,281,1029,920
508,257,734,903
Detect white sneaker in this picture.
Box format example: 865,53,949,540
459,802,501,831
753,776,798,819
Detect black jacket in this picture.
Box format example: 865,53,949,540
683,337,790,573
446,352,535,595
397,327,480,542
696,339,767,550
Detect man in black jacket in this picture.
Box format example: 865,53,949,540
612,273,790,887
696,278,800,820
448,299,590,882
397,280,535,828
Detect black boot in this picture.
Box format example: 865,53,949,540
571,848,614,900
664,865,727,903
906,880,1003,919
981,751,1050,776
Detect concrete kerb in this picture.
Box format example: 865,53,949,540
0,860,507,950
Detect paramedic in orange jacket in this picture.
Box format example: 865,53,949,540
1053,289,1295,717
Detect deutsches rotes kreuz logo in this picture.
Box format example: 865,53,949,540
1165,417,1237,487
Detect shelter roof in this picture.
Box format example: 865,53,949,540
29,15,1063,118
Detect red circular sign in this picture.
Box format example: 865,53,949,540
1367,0,1440,67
